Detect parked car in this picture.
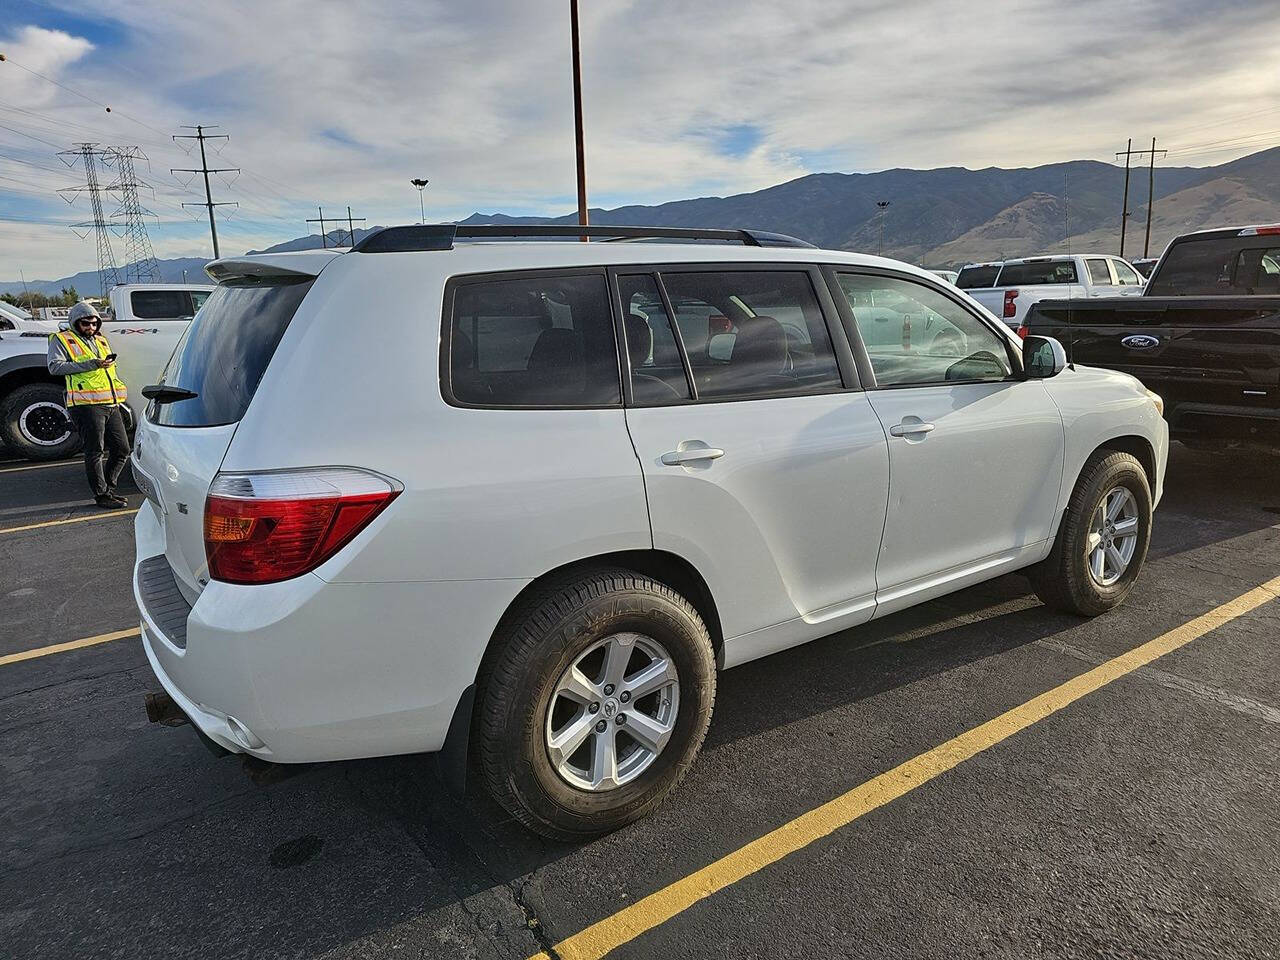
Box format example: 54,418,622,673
1130,257,1159,278
0,282,212,460
133,224,1167,840
1025,224,1280,450
929,269,959,285
0,300,59,334
956,254,1146,328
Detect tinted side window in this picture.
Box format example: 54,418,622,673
956,265,1000,289
152,278,313,426
191,290,211,312
131,290,194,320
658,271,842,401
1086,259,1112,284
837,273,1012,386
618,275,691,404
1236,247,1280,294
447,274,620,407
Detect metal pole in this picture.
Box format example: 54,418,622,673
348,206,355,246
1144,137,1156,259
1118,138,1131,259
196,125,220,259
570,0,589,240
318,207,327,249
419,190,425,224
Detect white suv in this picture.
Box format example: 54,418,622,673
132,224,1168,839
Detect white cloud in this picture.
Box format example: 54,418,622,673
3,0,1280,279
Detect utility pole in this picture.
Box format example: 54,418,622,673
876,200,891,256
172,125,239,259
1117,138,1132,258
58,143,120,296
1116,139,1165,258
1143,137,1166,258
345,206,366,246
307,207,330,248
410,178,429,223
569,0,588,240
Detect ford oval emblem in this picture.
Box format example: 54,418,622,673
1121,334,1160,350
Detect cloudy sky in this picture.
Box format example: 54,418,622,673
3,0,1280,279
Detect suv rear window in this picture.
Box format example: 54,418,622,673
131,289,196,320
445,273,621,407
995,260,1078,285
150,277,313,426
1148,237,1280,295
956,266,1000,289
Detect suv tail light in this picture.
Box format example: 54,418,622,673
1016,324,1030,339
204,468,401,584
1003,288,1019,319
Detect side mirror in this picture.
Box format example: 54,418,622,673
58,320,71,332
1022,335,1068,379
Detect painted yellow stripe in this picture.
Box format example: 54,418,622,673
534,575,1280,960
0,627,140,668
0,459,80,474
0,508,137,536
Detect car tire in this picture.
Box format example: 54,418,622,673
476,568,716,840
1029,450,1152,617
0,382,81,461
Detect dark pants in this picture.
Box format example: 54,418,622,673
71,403,130,498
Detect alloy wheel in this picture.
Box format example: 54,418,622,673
1086,486,1139,586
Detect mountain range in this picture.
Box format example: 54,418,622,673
6,146,1280,295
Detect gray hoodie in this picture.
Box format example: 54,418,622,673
47,331,105,377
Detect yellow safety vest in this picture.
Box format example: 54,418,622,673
54,330,128,407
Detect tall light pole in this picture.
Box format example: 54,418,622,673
876,200,891,256
570,0,588,240
410,178,429,224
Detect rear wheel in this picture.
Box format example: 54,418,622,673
476,568,716,840
1029,450,1152,616
0,382,81,461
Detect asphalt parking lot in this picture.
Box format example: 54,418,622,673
2,443,1279,960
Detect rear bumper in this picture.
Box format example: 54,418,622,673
132,502,518,763
1167,401,1280,445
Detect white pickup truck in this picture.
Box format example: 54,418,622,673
956,254,1146,329
0,282,213,460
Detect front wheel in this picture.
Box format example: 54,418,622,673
1029,450,1152,616
476,569,716,840
0,382,81,461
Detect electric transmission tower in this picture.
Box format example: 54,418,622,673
107,147,161,283
58,143,121,296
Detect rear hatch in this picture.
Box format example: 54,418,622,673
132,258,325,602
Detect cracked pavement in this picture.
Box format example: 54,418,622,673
2,444,1278,959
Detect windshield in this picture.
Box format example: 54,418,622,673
149,276,313,426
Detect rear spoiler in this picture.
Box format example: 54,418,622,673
204,251,342,283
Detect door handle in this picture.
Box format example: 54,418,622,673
661,446,725,466
889,421,935,438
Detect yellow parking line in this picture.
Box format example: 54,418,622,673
0,509,137,536
0,459,80,474
533,575,1280,960
0,627,140,668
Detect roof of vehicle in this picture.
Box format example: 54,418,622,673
206,229,948,286
1164,223,1280,242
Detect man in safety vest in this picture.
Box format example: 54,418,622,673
46,301,130,508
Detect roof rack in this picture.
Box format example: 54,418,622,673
351,223,814,253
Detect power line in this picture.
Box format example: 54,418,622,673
172,125,239,259
306,206,366,248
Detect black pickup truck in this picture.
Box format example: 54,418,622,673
1025,224,1280,449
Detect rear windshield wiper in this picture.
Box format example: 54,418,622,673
141,384,199,405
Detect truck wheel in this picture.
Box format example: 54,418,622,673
1029,451,1152,617
476,568,716,840
0,383,81,461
